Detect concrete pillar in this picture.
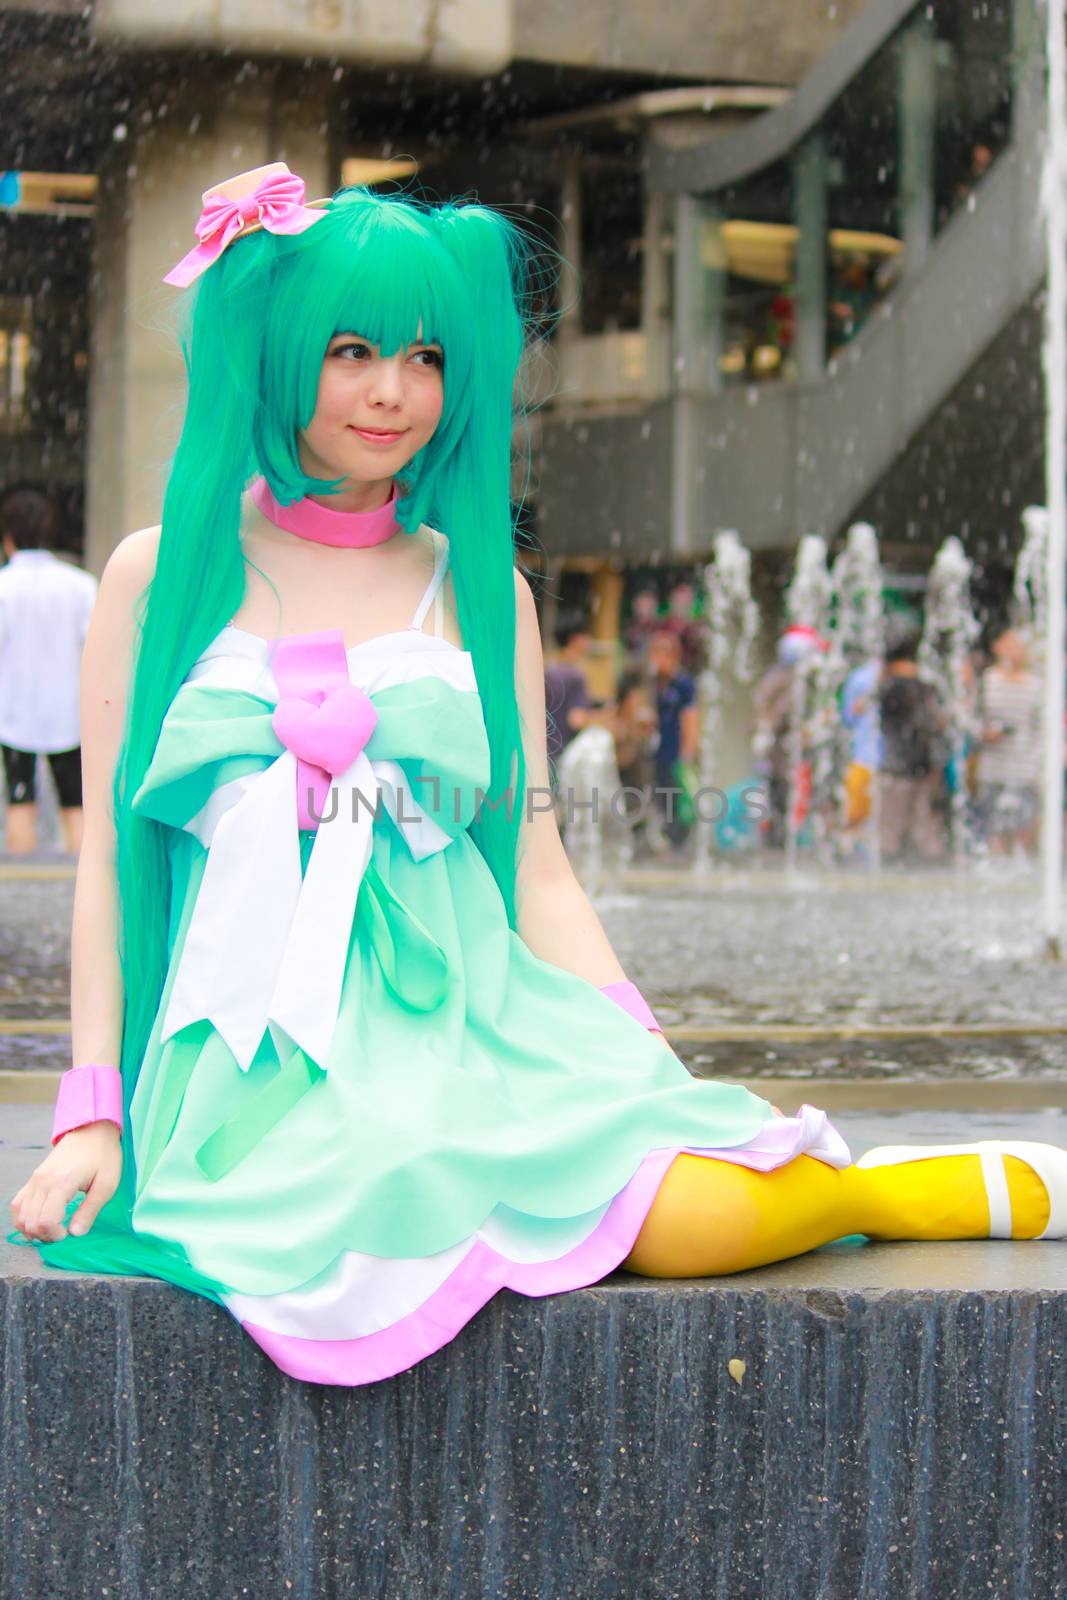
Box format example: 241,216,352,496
699,202,727,393
670,194,724,555
641,189,667,335
557,152,583,357
672,194,725,393
85,76,332,574
641,188,669,387
793,133,828,379
1012,0,1046,148
587,563,623,700
899,14,936,278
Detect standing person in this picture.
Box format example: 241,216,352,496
828,252,877,352
11,167,1067,1396
751,628,823,850
977,627,1044,857
665,580,710,677
752,642,795,850
544,613,594,775
623,586,660,666
950,647,987,849
876,635,948,864
0,489,97,856
649,628,700,854
611,669,657,857
840,655,883,860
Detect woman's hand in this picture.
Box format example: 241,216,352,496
10,1122,122,1243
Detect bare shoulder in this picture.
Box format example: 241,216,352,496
513,565,538,629
89,525,162,640
514,565,534,601
100,524,162,591
85,525,162,690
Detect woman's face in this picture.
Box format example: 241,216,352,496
298,328,445,487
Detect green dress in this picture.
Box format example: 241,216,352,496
20,527,847,1386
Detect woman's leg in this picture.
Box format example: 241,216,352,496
620,1150,1052,1278
877,774,908,861
47,747,84,857
2,744,38,855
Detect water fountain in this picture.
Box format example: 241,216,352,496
826,522,887,869
1014,505,1049,653
919,535,981,866
555,722,625,895
693,529,760,871
783,535,832,873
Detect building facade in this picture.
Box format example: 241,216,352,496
0,0,1045,746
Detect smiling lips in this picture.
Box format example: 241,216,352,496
350,425,407,444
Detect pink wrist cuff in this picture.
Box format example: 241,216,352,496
51,1063,124,1146
599,980,661,1032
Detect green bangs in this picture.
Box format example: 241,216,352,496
254,189,477,524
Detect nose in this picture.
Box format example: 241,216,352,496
366,354,405,408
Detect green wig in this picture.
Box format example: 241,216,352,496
113,185,543,1096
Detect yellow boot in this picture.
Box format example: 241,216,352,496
620,1142,1064,1280
854,1140,1064,1241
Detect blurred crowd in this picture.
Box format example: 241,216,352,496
544,581,711,860
546,585,1067,868
3,485,1063,872
752,620,1067,866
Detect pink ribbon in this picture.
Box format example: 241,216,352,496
163,171,325,287
599,980,661,1032
269,633,378,831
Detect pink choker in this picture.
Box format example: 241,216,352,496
250,475,402,548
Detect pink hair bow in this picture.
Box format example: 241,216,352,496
163,164,326,288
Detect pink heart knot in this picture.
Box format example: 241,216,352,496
272,682,378,778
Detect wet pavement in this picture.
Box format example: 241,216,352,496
1,846,1064,1085
598,871,1067,1081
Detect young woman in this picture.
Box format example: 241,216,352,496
9,166,1065,1387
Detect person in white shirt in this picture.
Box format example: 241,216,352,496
977,626,1044,857
0,490,98,856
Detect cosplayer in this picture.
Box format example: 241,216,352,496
9,165,1066,1386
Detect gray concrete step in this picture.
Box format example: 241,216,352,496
3,1096,1066,1599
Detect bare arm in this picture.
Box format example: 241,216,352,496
679,704,701,762
69,526,160,1068
11,525,160,1242
511,571,670,1038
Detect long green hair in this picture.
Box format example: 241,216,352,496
114,185,542,1092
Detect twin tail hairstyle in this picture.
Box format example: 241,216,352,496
114,184,552,1095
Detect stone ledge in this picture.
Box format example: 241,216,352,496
4,1113,1067,1598
4,1232,1067,1598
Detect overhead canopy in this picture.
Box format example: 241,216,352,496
702,219,904,285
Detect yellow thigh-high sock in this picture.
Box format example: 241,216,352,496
621,1150,1052,1279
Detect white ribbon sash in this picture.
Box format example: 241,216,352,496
161,741,453,1073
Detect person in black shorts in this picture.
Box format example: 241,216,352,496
0,488,96,854
1,742,83,810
